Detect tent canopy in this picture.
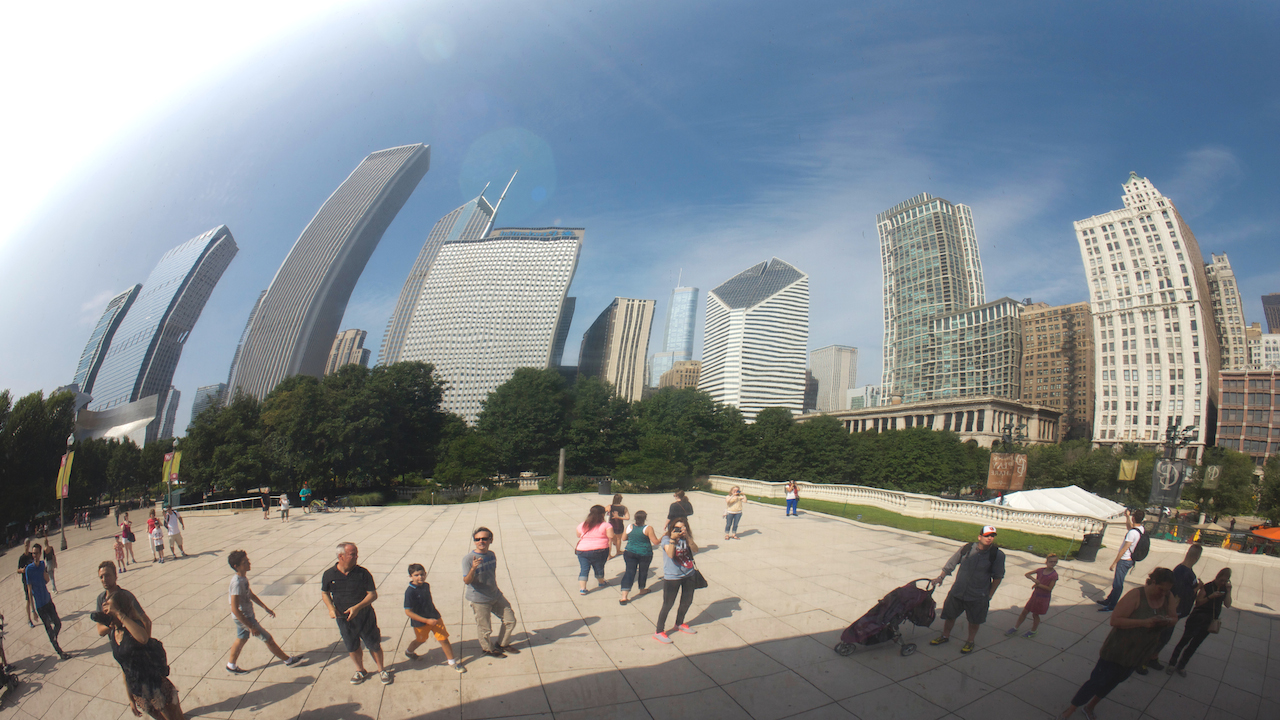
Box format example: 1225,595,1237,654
983,485,1125,519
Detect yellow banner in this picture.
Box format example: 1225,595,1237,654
1118,459,1138,482
161,452,174,483
169,451,182,481
55,451,74,499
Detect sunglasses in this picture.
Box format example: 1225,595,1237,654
474,537,492,542
981,533,997,538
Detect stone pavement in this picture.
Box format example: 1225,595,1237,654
0,492,1277,720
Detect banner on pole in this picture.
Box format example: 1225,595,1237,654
1149,459,1192,506
169,451,182,482
161,452,174,483
987,453,1028,491
1201,465,1221,490
1118,459,1138,482
55,451,74,499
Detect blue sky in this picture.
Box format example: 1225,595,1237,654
2,0,1278,430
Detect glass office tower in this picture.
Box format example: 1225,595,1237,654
73,284,141,394
650,286,698,386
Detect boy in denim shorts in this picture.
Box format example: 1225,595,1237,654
403,563,464,672
225,550,307,673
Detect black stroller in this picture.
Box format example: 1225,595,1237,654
834,578,937,657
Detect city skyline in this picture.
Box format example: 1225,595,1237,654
2,3,1278,431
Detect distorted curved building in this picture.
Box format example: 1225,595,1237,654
73,284,140,395
229,144,431,400
699,258,809,421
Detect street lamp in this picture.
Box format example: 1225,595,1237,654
1000,422,1028,452
1163,418,1197,459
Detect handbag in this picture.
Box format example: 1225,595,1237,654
691,568,708,590
1208,619,1221,634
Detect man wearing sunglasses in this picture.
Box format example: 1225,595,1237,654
462,528,519,658
930,525,1005,654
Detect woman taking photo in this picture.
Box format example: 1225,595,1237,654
119,513,138,564
1166,567,1232,676
724,486,745,540
784,481,800,517
653,518,699,644
102,589,184,719
667,490,694,530
619,510,660,605
1058,567,1177,719
608,494,629,559
575,505,614,595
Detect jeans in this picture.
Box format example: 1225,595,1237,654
471,596,516,652
621,551,652,592
1169,615,1211,669
656,574,698,632
576,549,608,582
724,513,742,533
1101,558,1134,609
785,498,798,515
1070,658,1135,707
36,601,65,655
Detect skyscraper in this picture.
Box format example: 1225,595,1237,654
578,297,656,402
1205,253,1248,370
89,226,238,448
1020,301,1094,439
649,286,699,386
380,175,515,365
549,297,576,368
326,329,370,374
1263,293,1280,333
1074,172,1221,455
398,228,582,423
928,298,1025,400
156,387,180,441
188,383,227,429
809,345,858,413
699,258,809,421
229,144,431,400
227,290,266,391
879,193,986,403
72,284,141,395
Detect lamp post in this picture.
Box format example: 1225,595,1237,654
61,434,72,551
1162,417,1196,459
1000,422,1028,452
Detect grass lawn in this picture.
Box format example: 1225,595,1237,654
723,492,1081,558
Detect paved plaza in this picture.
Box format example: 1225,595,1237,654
1,491,1277,720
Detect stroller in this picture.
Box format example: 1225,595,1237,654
834,578,937,657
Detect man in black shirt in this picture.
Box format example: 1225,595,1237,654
321,542,389,685
17,539,35,627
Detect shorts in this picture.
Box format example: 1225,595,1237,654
413,621,450,643
336,607,381,653
941,594,990,624
235,617,274,643
281,508,289,517
168,532,182,544
153,543,164,553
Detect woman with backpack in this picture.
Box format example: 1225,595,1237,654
102,589,184,719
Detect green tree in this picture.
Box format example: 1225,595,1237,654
0,389,76,529
434,430,498,487
1194,447,1258,516
182,391,269,494
792,414,852,482
366,361,451,479
631,387,741,481
565,376,635,475
1259,455,1280,524
477,368,571,475
614,433,690,487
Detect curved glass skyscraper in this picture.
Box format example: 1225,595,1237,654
229,144,431,400
649,286,699,387
73,284,141,394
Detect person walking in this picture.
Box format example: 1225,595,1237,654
115,535,128,574
1143,543,1202,673
1098,509,1145,612
653,518,700,644
1166,567,1232,677
575,505,614,595
321,542,390,685
225,550,307,673
1058,567,1177,719
17,539,36,627
1006,553,1058,638
149,520,166,564
608,494,629,559
100,586,185,719
24,545,70,659
42,541,58,592
724,486,745,539
620,511,660,605
260,490,271,520
403,563,464,672
462,527,520,658
931,526,1005,654
120,513,138,564
784,481,800,516
279,493,290,522
666,490,694,531
164,508,186,557
300,482,312,513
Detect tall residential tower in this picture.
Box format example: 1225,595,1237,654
809,345,858,413
1205,253,1248,371
578,298,656,402
72,284,141,395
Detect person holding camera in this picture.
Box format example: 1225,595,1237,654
1098,508,1145,612
1166,567,1232,676
653,518,699,644
93,565,184,719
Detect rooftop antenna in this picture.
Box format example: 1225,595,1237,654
484,170,518,236
677,269,683,288
476,181,492,201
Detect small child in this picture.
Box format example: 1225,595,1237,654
225,550,307,674
114,535,127,574
150,523,165,564
403,563,464,672
1006,553,1059,638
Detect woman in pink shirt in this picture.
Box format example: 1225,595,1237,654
575,505,615,595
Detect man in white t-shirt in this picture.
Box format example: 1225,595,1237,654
1098,508,1144,611
164,508,187,557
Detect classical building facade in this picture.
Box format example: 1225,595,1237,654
1205,253,1248,371
649,285,699,386
397,228,582,423
230,144,431,400
810,345,858,413
811,396,1061,447
1020,301,1094,439
73,284,140,396
1216,370,1278,466
699,258,809,421
1073,172,1220,458
578,297,655,402
879,193,985,403
326,329,370,375
659,360,701,389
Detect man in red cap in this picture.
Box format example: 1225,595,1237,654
930,525,1005,653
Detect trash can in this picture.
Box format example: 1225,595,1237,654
1076,532,1103,562
597,479,613,495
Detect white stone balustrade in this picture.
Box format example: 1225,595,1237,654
707,475,1109,539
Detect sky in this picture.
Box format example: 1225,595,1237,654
2,0,1278,432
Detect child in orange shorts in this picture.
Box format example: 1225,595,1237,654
404,563,464,672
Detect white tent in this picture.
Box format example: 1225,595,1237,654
983,485,1125,519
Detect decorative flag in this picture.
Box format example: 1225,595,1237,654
55,451,75,499
169,451,182,482
161,452,174,483
1118,459,1138,482
1202,465,1221,490
987,453,1029,491
1149,459,1190,506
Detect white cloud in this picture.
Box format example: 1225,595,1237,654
1161,145,1243,216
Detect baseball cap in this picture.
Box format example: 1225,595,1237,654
981,526,997,536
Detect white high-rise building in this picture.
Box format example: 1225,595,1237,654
398,228,582,424
1205,253,1248,371
810,345,858,413
699,258,808,421
578,297,656,402
1073,172,1220,456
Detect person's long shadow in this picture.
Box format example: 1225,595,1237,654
524,617,600,646
1077,578,1106,601
298,701,375,720
185,674,318,717
687,597,742,626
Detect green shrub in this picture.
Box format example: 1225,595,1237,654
345,492,386,507
538,477,595,494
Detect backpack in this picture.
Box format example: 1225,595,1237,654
1130,527,1150,562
